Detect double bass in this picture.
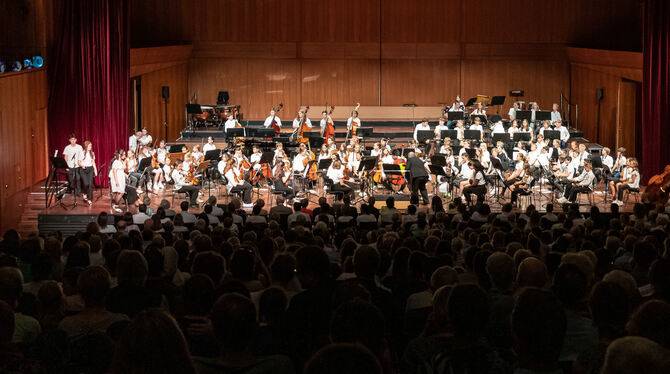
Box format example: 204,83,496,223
291,106,311,144
270,103,283,137
322,103,335,140
643,165,670,205
345,102,361,145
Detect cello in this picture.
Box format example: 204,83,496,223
270,103,283,137
642,165,670,205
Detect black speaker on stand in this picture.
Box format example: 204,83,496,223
162,86,169,141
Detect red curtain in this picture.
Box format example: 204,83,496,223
48,0,129,187
642,0,670,182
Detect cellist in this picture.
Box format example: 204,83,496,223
320,109,335,140
272,151,294,199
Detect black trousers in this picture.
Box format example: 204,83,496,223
79,166,95,198
231,181,253,204
125,186,139,205
274,179,294,200
463,184,486,204
410,176,429,204
565,184,590,202
618,184,635,201
510,185,528,203
178,185,201,205
68,168,81,196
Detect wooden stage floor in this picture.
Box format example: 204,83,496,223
19,179,641,234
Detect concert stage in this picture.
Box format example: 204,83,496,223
21,179,641,235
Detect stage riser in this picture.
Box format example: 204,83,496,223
38,214,113,236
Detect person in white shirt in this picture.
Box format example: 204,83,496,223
454,120,465,140
224,116,238,133
434,117,449,139
449,95,465,112
132,204,152,224
109,150,127,213
538,120,552,137
347,110,361,137
222,159,252,204
139,128,152,147
63,133,84,198
530,102,540,125
491,120,505,134
468,117,484,141
155,140,168,164
319,110,334,139
326,159,353,200
455,154,474,197
554,120,570,146
508,102,520,120
370,143,382,158
78,141,98,205
601,147,614,170
577,143,588,166
558,160,595,203
128,131,141,152
550,103,562,123
613,158,640,205
263,108,281,129
413,119,431,142
471,102,487,118
171,159,201,207
478,143,491,169
202,136,216,153
291,110,312,139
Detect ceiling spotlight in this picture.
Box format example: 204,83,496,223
23,59,32,69
32,56,43,68
11,61,22,72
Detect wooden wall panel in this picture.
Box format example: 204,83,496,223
380,59,460,107
301,60,380,107
139,64,189,142
617,81,639,158
460,59,569,114
570,65,621,149
381,0,460,42
0,69,49,231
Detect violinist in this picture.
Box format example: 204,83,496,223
504,153,526,190
125,149,143,190
370,143,382,158
471,102,487,118
558,160,595,204
326,137,337,154
509,162,533,205
139,128,153,147
263,108,282,129
273,142,285,162
478,143,491,169
171,159,201,208
155,140,168,164
449,95,465,112
223,158,253,204
272,152,294,200
462,160,487,205
606,147,627,186
379,138,391,151
553,156,575,197
318,144,331,162
292,145,309,192
612,158,640,206
190,145,204,165
141,144,165,192
326,159,353,201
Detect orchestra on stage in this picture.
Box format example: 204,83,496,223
62,97,641,213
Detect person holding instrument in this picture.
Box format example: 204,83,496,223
263,107,282,129
347,103,361,138
171,159,201,208
223,158,252,205
462,160,487,205
272,151,294,200
326,159,353,201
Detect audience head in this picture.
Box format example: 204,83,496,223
211,293,257,353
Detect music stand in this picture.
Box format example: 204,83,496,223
204,150,221,162
543,130,560,141
318,158,332,170
136,157,156,197
447,111,464,121
169,144,185,153
226,128,245,138
357,127,373,138
536,111,552,121
417,130,433,143
490,96,506,106
516,110,532,121
512,132,531,142
440,129,458,140
492,133,510,144
359,156,378,173
305,132,323,150
45,157,72,209
464,129,482,140
465,98,477,107
430,155,447,167
465,148,477,160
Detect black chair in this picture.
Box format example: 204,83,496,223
323,177,344,203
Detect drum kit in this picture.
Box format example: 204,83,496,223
189,104,241,130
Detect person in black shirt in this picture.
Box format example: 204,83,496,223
406,152,430,205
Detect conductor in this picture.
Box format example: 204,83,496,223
406,152,430,205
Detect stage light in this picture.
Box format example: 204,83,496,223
0,62,5,73
32,56,43,68
11,61,22,72
23,59,32,69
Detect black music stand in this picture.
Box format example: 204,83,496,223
464,129,482,140
226,128,245,138
465,98,477,107
204,150,221,162
516,110,532,122
465,148,477,160
357,127,373,138
492,133,510,144
447,111,464,121
169,144,185,153
318,158,332,171
536,111,552,122
490,96,505,106
513,132,531,142
305,132,323,150
543,130,560,141
45,157,71,209
417,130,433,144
430,155,447,167
137,157,156,197
441,129,458,140
257,127,275,139
428,164,448,195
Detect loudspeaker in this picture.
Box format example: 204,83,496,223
217,91,229,105
161,86,170,99
596,88,604,101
